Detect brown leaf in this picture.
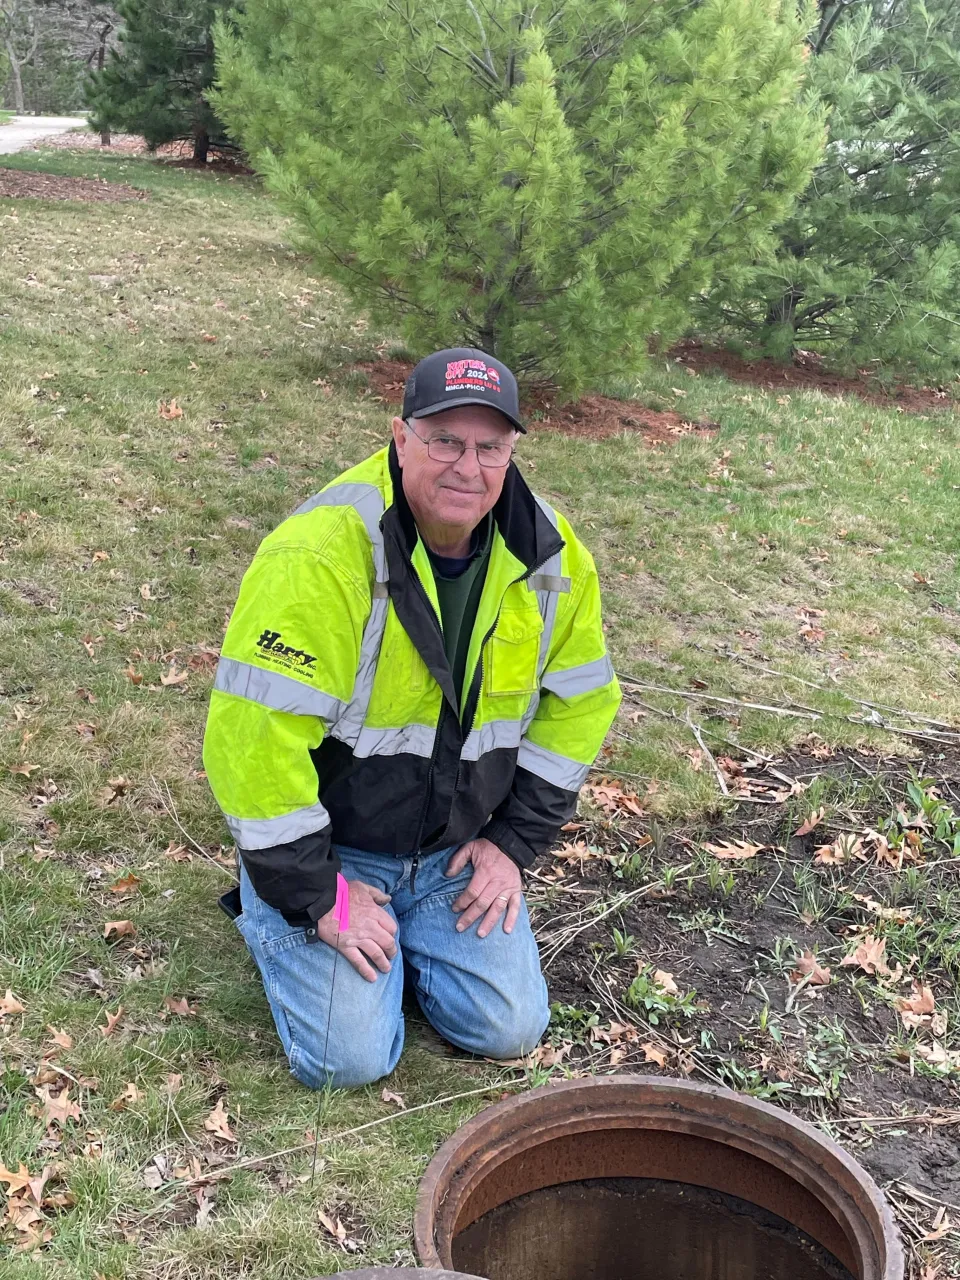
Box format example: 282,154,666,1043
123,665,143,686
163,995,196,1018
104,920,136,940
815,834,865,865
203,1098,235,1141
139,582,154,601
109,872,140,895
0,988,25,1017
380,1088,405,1109
100,1006,125,1038
653,969,679,995
8,763,39,777
840,934,891,977
76,687,97,704
582,779,645,817
794,807,826,837
158,399,183,420
318,1209,347,1243
195,1183,216,1227
110,1082,141,1112
163,842,192,862
0,1162,32,1195
35,1084,82,1128
898,981,937,1031
159,665,188,687
641,1041,670,1068
99,776,130,805
703,839,765,860
46,1026,73,1050
790,950,832,986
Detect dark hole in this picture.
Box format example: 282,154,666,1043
452,1178,856,1280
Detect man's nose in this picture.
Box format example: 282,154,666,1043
452,446,481,479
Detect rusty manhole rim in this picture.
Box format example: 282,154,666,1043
415,1075,903,1280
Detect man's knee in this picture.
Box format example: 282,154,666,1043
442,995,550,1062
288,1032,400,1090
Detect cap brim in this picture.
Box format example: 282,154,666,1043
412,397,526,434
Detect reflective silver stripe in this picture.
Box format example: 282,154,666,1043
295,481,388,585
350,723,436,759
461,718,524,761
528,573,570,594
214,656,345,723
531,496,565,680
517,740,590,791
541,654,615,700
295,481,391,748
224,801,331,851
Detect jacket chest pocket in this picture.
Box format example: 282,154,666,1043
485,608,543,697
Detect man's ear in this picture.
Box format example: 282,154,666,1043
391,416,407,465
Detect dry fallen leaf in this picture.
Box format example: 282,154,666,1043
794,807,826,837
653,969,679,995
160,665,188,687
99,776,131,805
380,1088,405,1109
110,1082,141,1112
46,1026,73,1050
104,919,136,940
123,665,143,686
8,763,39,777
790,950,831,986
702,839,765,860
0,1161,32,1195
100,1006,125,1038
815,834,865,865
641,1041,670,1068
318,1208,347,1243
203,1098,235,1140
35,1084,82,1128
898,982,937,1031
158,399,183,420
109,872,141,896
0,989,25,1017
840,934,892,977
163,996,196,1018
195,1183,216,1227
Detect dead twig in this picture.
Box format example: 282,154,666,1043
150,777,235,877
684,708,729,796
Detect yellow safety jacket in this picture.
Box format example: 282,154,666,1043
203,444,620,926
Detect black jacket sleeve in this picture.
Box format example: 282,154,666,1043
238,828,340,927
479,767,578,869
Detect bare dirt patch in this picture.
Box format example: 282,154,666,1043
350,358,719,445
0,167,145,203
674,338,959,415
527,744,960,1246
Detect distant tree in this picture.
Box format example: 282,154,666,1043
213,0,824,391
86,0,233,162
2,0,42,112
704,0,960,377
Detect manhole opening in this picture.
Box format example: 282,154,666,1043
451,1177,856,1280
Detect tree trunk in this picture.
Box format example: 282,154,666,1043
193,128,209,165
764,287,803,330
97,24,112,145
4,39,24,113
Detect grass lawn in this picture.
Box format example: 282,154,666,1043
0,112,14,127
1,147,959,1278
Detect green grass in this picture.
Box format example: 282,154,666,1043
0,111,14,127
1,146,959,1275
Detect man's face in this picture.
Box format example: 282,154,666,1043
392,406,516,531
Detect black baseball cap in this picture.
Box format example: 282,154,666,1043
402,347,525,433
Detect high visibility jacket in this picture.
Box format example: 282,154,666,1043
203,444,621,926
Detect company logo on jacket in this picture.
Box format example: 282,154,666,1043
256,629,317,671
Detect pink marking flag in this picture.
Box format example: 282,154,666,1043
332,873,350,933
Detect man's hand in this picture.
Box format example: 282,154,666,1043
446,838,523,938
315,879,398,983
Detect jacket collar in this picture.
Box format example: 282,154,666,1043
385,441,562,573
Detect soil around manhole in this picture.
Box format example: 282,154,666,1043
349,359,719,445
0,167,146,203
674,338,959,415
531,744,960,1213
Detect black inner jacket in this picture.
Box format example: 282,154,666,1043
239,443,573,928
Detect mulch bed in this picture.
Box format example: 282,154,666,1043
35,129,253,173
350,358,719,445
674,338,959,415
0,167,146,203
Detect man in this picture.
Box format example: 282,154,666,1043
203,347,620,1088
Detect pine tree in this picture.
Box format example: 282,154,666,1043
86,0,232,162
706,0,960,378
213,0,824,391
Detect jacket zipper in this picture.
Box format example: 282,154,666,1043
409,545,561,889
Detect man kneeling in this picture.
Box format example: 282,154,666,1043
203,348,620,1087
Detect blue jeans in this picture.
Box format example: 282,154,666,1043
235,845,550,1089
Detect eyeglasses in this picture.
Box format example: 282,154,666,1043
405,419,516,469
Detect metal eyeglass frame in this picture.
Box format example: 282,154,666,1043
403,417,516,468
